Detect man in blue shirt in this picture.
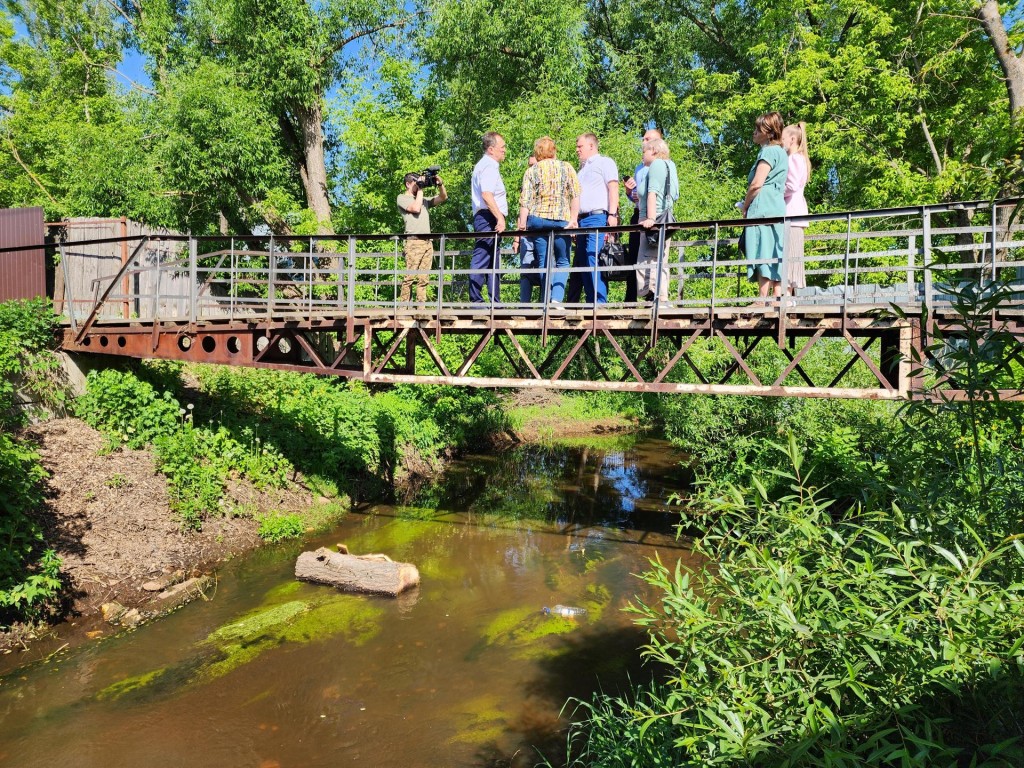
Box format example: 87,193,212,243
564,133,619,304
470,132,508,304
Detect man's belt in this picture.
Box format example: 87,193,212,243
580,209,608,217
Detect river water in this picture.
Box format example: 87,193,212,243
0,437,695,768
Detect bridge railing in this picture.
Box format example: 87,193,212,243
57,199,1024,328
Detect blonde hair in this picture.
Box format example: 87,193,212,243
533,136,557,161
646,138,670,159
783,122,811,174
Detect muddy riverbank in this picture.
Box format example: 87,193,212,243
1,418,323,659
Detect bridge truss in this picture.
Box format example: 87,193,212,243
50,199,1024,401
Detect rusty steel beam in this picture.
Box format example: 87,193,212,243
58,305,1024,400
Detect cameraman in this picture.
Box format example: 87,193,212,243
397,170,447,304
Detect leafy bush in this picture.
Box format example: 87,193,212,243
74,368,180,448
0,299,64,627
75,368,294,529
565,441,1024,767
0,298,65,427
256,512,305,543
153,425,228,530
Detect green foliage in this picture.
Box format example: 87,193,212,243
0,298,65,426
152,424,228,530
190,366,508,496
0,432,60,624
0,549,62,620
565,442,1024,767
0,300,64,626
74,368,180,449
74,366,293,529
72,363,507,527
889,278,1024,537
256,512,305,543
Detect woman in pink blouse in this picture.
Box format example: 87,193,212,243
782,122,810,293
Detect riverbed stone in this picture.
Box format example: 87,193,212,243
147,575,214,614
141,569,185,592
101,602,127,623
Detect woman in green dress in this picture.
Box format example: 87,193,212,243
740,112,789,301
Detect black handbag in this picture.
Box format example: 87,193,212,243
597,240,625,268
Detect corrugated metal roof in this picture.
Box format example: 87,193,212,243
0,207,46,301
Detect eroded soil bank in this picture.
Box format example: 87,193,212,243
1,418,320,660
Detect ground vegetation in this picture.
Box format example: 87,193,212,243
553,283,1024,767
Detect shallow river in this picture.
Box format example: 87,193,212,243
0,436,695,768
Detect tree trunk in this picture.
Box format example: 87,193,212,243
296,101,335,234
977,0,1024,121
295,547,420,596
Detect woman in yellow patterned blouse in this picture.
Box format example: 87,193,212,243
516,136,581,303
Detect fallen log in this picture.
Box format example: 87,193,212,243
295,547,420,597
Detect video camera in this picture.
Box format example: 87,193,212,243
409,166,442,189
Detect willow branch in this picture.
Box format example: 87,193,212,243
4,136,59,205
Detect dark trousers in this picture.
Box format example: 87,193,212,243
471,210,501,303
624,208,641,303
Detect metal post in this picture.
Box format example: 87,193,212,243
907,234,916,298
346,236,356,318
393,236,400,313
922,208,933,313
991,202,999,284
152,245,162,322
493,232,502,312
268,234,276,319
189,236,198,325
308,236,315,317
229,237,236,322
437,234,446,316
710,224,718,320
545,229,555,307
59,243,77,333
842,214,852,318
342,239,350,313
652,222,666,313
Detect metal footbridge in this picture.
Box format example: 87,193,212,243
52,199,1024,400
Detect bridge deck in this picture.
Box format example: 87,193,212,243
49,198,1024,400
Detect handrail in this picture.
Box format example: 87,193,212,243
49,198,1024,329
9,197,1020,255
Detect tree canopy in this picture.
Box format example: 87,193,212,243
1,0,1021,234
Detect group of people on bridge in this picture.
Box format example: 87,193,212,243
396,112,812,307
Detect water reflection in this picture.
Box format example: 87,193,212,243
401,436,689,532
0,437,695,768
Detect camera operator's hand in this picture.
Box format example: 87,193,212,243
434,176,448,204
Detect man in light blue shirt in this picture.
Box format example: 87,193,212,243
470,132,508,304
565,133,619,304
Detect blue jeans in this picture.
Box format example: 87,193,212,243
471,210,502,303
527,215,570,302
566,212,608,304
519,238,543,303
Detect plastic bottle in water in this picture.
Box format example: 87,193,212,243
543,604,587,618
